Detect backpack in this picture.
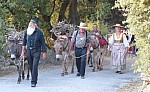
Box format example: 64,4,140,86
97,36,107,46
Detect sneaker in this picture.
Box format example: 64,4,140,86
115,71,119,73
31,83,36,87
118,71,123,74
81,76,85,79
76,72,80,76
89,65,93,67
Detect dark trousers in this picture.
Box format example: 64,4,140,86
88,52,93,65
27,48,41,84
75,47,87,76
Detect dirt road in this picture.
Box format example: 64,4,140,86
0,56,140,92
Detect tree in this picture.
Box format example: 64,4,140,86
0,0,57,49
114,0,150,76
57,0,70,22
0,1,11,54
0,0,124,50
68,0,79,25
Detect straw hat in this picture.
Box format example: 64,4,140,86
112,24,123,28
78,22,88,29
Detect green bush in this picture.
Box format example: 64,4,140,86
115,0,150,75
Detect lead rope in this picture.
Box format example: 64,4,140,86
22,56,25,71
71,51,90,59
19,56,25,71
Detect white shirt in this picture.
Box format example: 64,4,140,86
109,33,129,47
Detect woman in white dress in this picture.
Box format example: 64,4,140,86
109,24,129,74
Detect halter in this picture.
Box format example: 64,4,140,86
63,40,69,51
71,52,89,59
93,42,99,49
91,35,100,49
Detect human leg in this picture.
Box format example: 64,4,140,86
75,47,81,76
31,51,40,86
80,47,87,77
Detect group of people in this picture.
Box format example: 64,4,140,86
21,17,134,87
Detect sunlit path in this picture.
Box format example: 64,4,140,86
0,57,139,92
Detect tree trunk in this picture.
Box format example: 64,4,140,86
57,0,70,22
68,0,80,25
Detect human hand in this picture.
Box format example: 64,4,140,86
21,51,25,58
42,52,47,60
87,50,90,55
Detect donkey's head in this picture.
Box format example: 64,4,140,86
90,35,99,49
54,35,68,61
7,41,22,61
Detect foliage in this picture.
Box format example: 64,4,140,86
78,0,124,25
96,0,112,23
0,0,58,49
99,23,108,36
0,2,10,55
115,0,150,75
87,21,108,36
0,19,6,54
78,0,110,22
0,0,122,50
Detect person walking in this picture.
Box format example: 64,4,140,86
21,17,47,87
69,22,91,79
90,23,107,68
91,23,102,37
88,24,102,67
109,24,129,74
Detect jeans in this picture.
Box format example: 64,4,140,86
27,48,41,84
89,52,93,65
75,47,87,76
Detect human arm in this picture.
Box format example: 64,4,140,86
108,34,114,51
68,31,76,56
123,34,129,53
21,30,27,57
40,30,47,60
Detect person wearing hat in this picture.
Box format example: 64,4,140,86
109,24,129,74
68,22,91,79
21,17,47,87
122,27,135,53
122,27,132,43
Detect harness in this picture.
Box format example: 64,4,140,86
92,34,100,49
63,39,69,51
93,42,100,49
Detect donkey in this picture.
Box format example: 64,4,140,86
6,35,30,84
90,34,103,72
54,35,75,76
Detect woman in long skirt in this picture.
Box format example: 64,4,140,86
109,24,129,74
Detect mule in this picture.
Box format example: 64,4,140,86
90,34,103,72
7,38,30,84
54,35,75,76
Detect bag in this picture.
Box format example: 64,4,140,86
98,37,107,46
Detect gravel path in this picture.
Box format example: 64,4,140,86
0,56,140,92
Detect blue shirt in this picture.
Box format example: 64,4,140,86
22,28,47,52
